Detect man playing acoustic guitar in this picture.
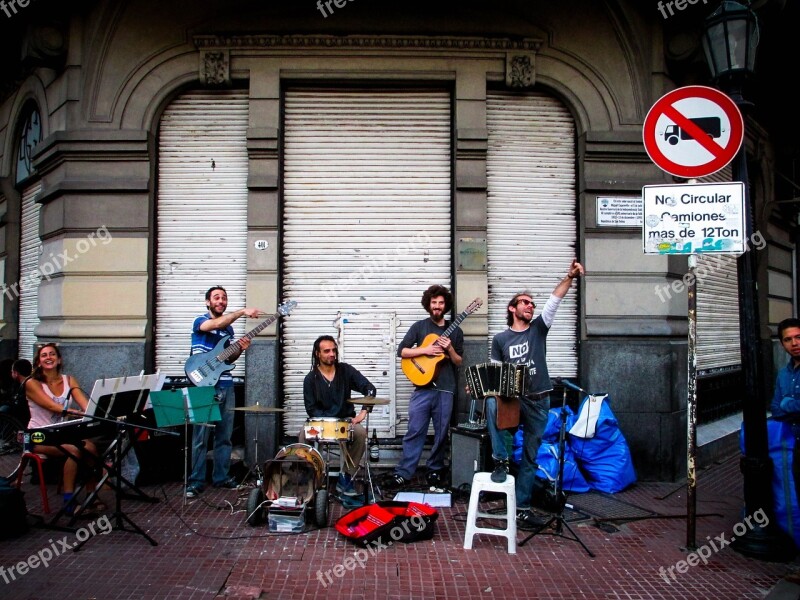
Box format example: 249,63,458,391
386,284,464,489
186,286,263,498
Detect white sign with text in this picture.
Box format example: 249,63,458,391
642,182,745,255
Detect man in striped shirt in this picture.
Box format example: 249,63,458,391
186,286,263,498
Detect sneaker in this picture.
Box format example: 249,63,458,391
516,509,548,531
382,473,408,490
336,474,359,496
426,469,446,487
213,477,239,489
491,459,509,483
185,485,202,498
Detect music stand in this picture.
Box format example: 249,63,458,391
74,373,177,549
149,386,220,507
518,380,595,558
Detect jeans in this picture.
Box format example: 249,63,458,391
485,396,509,460
189,384,235,487
395,389,453,480
487,393,550,510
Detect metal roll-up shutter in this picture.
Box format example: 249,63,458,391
156,91,249,377
282,88,452,438
696,166,740,374
18,180,43,360
486,91,578,376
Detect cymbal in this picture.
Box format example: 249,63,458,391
348,397,390,406
233,405,286,413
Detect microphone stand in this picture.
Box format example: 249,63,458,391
519,379,594,557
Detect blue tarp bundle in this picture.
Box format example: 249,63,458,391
513,407,591,492
568,395,637,493
512,398,636,493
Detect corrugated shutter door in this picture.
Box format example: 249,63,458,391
156,91,249,377
282,88,452,437
18,180,43,361
696,166,740,374
486,91,578,376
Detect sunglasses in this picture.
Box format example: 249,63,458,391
516,299,535,307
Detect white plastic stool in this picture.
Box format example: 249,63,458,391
463,472,516,554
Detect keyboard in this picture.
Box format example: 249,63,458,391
28,419,115,446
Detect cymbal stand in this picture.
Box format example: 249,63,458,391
242,404,268,486
519,381,594,558
361,410,380,504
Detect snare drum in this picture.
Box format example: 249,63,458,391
304,418,353,443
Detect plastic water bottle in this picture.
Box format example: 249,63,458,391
369,430,380,463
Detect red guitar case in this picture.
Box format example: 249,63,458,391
334,501,438,547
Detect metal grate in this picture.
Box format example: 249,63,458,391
568,491,657,521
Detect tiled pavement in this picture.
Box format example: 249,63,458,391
2,454,800,600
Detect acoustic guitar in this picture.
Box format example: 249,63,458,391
400,298,482,386
185,300,297,387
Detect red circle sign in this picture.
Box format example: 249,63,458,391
643,85,743,179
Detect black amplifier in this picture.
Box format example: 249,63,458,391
450,426,492,491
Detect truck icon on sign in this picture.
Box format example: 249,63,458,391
663,117,722,145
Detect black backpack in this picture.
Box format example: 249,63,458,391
0,476,29,540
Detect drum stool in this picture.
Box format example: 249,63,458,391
463,472,516,554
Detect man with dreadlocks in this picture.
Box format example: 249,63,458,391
300,335,377,497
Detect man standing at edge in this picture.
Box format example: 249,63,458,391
186,286,263,498
485,259,584,529
386,284,464,489
770,317,800,507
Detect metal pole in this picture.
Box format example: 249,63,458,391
686,253,697,551
727,93,793,559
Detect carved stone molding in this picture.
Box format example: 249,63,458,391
200,49,230,86
193,34,542,53
506,53,536,88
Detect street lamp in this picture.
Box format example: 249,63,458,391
701,1,795,561
702,1,759,85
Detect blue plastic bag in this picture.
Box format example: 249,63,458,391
535,440,591,493
568,395,636,493
739,418,800,549
542,405,576,443
513,407,575,463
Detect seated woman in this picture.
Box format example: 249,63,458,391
25,342,101,514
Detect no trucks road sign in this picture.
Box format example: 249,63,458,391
643,86,743,179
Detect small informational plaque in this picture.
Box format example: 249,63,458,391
597,196,643,227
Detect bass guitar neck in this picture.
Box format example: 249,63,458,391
185,300,297,387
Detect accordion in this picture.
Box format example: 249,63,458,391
465,362,526,399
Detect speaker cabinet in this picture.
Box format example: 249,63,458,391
450,427,492,490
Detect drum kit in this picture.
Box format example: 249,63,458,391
302,396,390,505
237,397,389,509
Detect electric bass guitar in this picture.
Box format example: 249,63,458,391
401,297,483,387
185,300,297,387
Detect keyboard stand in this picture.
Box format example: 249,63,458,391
75,418,174,550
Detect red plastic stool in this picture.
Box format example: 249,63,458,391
15,452,51,514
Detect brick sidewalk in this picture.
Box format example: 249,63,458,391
1,454,798,599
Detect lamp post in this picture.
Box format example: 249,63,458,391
701,1,794,561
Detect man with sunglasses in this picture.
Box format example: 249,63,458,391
485,259,584,529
